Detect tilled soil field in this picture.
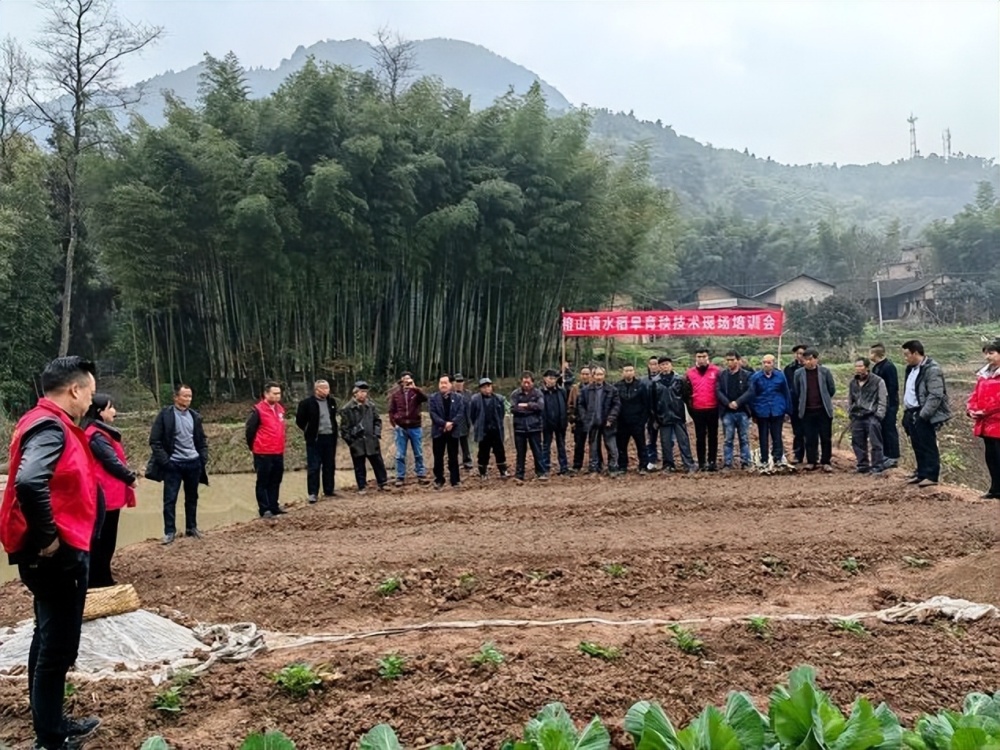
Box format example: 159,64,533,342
1,464,998,749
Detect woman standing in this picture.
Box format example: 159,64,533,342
967,340,1000,499
83,394,138,587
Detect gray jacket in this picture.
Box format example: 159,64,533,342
906,357,952,424
339,399,382,458
793,365,837,419
848,373,887,421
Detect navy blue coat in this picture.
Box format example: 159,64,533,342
429,392,468,439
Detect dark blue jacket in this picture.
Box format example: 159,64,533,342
510,387,544,434
468,393,506,443
541,385,568,431
429,392,467,439
749,369,793,418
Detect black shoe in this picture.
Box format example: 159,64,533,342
64,716,100,738
272,508,288,515
856,467,870,474
185,528,203,539
707,463,718,472
981,492,1000,499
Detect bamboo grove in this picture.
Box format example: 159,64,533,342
64,55,675,399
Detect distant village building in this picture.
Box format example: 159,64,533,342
864,245,950,321
681,282,780,310
753,274,835,307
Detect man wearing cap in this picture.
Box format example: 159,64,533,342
452,373,474,471
429,375,466,489
387,371,430,487
339,381,388,495
541,369,569,476
510,371,548,482
295,379,339,504
468,377,509,480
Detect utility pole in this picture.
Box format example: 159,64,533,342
908,113,919,159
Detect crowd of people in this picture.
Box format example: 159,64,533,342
1,336,998,748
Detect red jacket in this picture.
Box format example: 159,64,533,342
250,401,286,455
388,386,427,428
85,423,136,512
687,364,721,411
0,398,98,555
968,368,1000,439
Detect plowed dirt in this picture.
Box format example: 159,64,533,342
1,464,998,749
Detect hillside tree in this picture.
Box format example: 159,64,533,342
21,0,161,355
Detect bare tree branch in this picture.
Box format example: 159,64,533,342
0,37,36,166
371,25,417,106
20,0,163,356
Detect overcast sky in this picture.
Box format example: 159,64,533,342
2,0,997,165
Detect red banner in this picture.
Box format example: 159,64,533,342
561,309,783,337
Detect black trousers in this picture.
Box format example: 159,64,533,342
19,552,89,749
459,434,473,468
789,413,805,462
432,435,461,486
477,430,507,474
903,409,940,482
572,425,588,470
542,425,568,474
253,453,284,515
514,431,545,478
802,411,832,465
881,405,901,460
162,458,201,535
690,409,719,468
352,452,388,490
756,416,785,462
616,421,647,471
983,436,1000,495
305,434,336,496
88,508,120,589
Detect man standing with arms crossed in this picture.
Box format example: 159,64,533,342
0,356,101,750
246,382,287,518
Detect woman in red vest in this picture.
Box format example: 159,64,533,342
83,394,138,588
968,340,1000,499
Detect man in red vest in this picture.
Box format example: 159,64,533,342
245,382,287,519
686,348,721,471
0,356,102,749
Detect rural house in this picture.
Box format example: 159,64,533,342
753,274,835,307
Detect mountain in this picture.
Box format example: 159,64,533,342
130,37,571,126
589,110,999,231
121,38,996,230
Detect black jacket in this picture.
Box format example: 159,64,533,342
784,361,803,400
429,391,468,439
615,378,650,426
541,385,568,431
148,406,209,484
716,367,753,415
295,396,338,443
580,383,621,431
871,358,899,412
650,372,689,425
